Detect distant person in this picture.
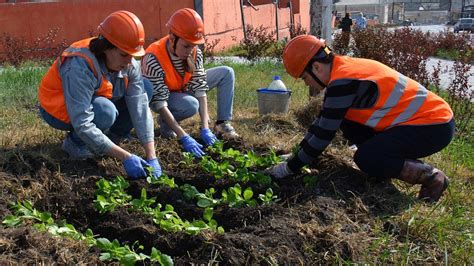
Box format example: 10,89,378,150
355,12,367,29
38,11,162,179
339,13,353,48
340,12,353,33
142,8,238,158
267,35,454,203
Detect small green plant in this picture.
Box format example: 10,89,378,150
147,173,176,188
94,177,222,235
181,184,219,208
2,200,173,265
96,238,173,266
221,184,257,208
178,152,195,167
200,156,235,179
94,176,132,213
258,188,278,205
131,188,156,212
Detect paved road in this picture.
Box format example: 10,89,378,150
426,57,474,96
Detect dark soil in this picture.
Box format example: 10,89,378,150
0,124,412,264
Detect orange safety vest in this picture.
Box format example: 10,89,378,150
38,38,128,123
329,56,453,131
145,35,196,92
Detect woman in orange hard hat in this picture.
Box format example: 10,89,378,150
267,35,455,203
38,10,161,180
142,8,238,158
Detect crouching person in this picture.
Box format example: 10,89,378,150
142,8,238,158
267,35,455,203
38,11,161,179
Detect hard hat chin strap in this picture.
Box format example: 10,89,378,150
305,60,327,88
309,70,327,88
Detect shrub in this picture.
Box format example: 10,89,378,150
289,22,308,39
445,55,474,138
202,37,221,60
1,28,67,67
240,24,275,61
335,27,434,85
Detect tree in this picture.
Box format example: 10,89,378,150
310,0,333,45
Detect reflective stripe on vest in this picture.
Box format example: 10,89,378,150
145,35,195,92
38,38,128,123
330,56,453,131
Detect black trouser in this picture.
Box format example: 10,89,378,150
340,119,455,179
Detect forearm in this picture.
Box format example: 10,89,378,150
142,141,156,160
158,107,187,137
106,144,131,162
197,96,210,129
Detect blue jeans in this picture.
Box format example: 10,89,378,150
167,66,235,122
39,79,153,145
340,119,455,179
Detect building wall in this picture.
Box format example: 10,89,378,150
0,0,310,59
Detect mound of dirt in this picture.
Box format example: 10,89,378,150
0,136,411,264
293,95,323,126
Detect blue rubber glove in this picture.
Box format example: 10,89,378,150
146,158,162,179
200,128,218,146
123,154,150,179
180,135,205,158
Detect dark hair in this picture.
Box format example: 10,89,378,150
345,13,350,18
304,46,334,73
89,36,116,61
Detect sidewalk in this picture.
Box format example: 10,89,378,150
426,57,474,95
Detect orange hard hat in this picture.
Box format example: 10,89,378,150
283,35,326,78
98,10,145,56
166,8,205,44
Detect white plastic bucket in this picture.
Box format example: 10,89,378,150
256,88,292,115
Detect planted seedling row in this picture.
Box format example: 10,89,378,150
2,200,173,266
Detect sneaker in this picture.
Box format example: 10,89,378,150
158,116,179,139
214,121,239,138
61,135,94,160
159,120,177,139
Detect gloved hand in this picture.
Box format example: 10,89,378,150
123,154,150,179
180,135,205,158
266,162,293,179
146,158,162,179
200,128,218,146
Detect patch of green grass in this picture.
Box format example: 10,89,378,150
0,62,47,107
214,45,247,57
205,60,308,112
435,48,474,63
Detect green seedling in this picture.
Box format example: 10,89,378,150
181,184,220,208
200,156,235,179
221,184,257,208
178,152,195,166
258,188,279,204
147,173,176,188
3,201,172,264
94,176,132,214
131,188,156,212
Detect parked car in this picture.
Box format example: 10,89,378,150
453,18,474,33
401,20,414,26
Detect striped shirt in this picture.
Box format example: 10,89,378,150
141,47,208,112
287,79,379,172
